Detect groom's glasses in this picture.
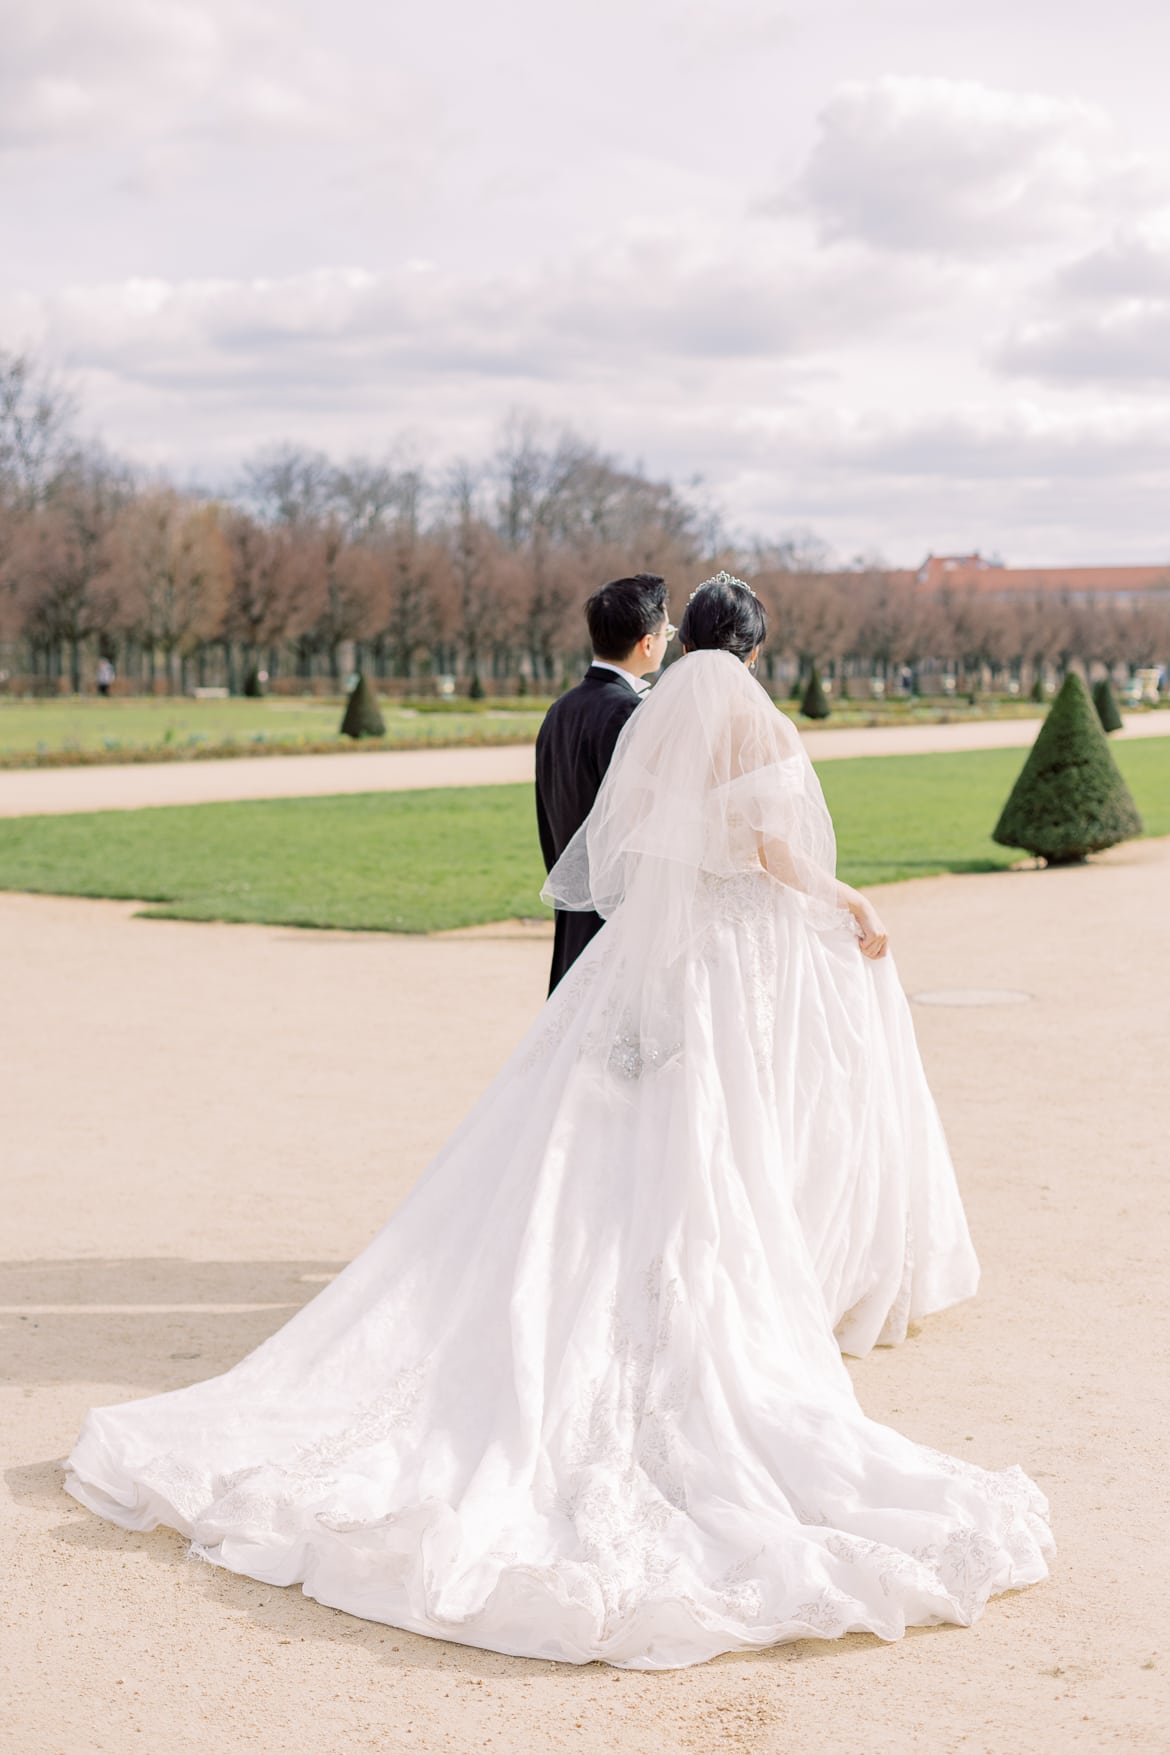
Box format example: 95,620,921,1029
662,620,677,641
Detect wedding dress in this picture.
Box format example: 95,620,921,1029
65,650,1051,1669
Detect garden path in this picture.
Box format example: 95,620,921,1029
2,838,1168,1752
0,709,1168,817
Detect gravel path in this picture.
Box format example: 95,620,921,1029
3,839,1168,1751
0,711,1166,818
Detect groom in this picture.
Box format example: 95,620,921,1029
535,572,673,992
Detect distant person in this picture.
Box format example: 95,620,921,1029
96,657,115,698
534,572,673,992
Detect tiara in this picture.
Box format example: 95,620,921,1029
689,568,757,603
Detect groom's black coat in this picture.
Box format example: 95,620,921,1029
535,665,642,993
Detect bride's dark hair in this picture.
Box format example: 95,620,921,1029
678,574,766,662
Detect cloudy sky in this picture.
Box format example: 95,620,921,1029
6,0,1170,563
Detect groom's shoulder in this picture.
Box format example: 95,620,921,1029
539,672,636,755
546,670,637,724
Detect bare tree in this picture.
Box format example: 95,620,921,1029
0,350,78,513
371,468,438,677
491,421,706,680
999,592,1072,689
333,457,401,541
847,572,925,686
9,350,1166,703
240,444,335,528
17,450,131,690
241,446,354,680
746,537,832,684
0,351,81,654
758,569,848,688
110,490,231,692
219,508,300,683
1123,595,1170,671
441,460,509,685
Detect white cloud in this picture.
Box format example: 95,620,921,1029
792,76,1155,256
798,405,1170,481
711,405,1170,563
995,221,1170,384
8,6,1170,566
997,303,1170,385
9,243,1170,564
1056,228,1170,300
0,0,404,151
671,0,797,63
1,239,921,399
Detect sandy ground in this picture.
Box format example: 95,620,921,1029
1,711,1167,817
3,842,1170,1754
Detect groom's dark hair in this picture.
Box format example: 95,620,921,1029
586,574,668,661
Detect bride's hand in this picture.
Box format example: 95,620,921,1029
839,886,890,959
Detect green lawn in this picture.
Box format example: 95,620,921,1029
0,741,1165,932
0,695,548,765
821,741,1168,881
0,691,1134,767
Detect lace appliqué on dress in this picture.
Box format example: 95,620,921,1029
517,952,603,1073
143,1366,427,1548
553,1257,697,1632
577,964,684,1085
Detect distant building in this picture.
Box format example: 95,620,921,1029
895,552,1170,605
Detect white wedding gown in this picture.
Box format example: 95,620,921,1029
65,652,1052,1668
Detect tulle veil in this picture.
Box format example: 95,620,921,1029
541,649,850,1076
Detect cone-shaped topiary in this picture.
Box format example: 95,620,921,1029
243,665,264,697
468,671,485,700
1029,675,1047,704
992,672,1142,865
340,672,385,739
1092,676,1123,734
800,666,831,720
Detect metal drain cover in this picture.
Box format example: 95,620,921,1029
910,988,1033,1007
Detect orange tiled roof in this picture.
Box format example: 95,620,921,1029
903,554,1170,595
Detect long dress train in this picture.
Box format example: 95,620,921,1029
65,652,1050,1668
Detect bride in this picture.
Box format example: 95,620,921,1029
65,573,1052,1669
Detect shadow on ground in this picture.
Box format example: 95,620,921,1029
0,1258,344,1389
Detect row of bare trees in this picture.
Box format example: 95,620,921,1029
746,558,1170,693
2,348,1168,696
